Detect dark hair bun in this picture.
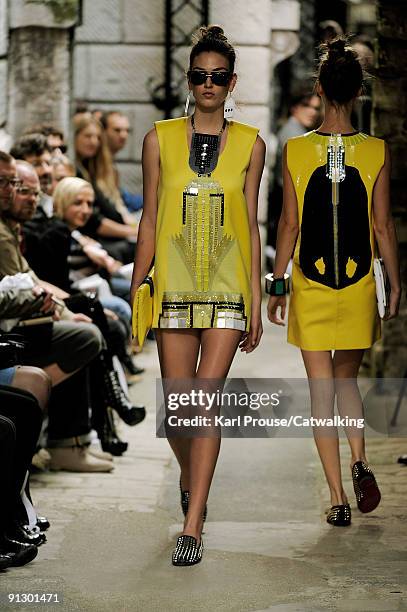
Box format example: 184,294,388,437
317,35,363,104
327,37,347,57
198,25,227,42
190,24,236,72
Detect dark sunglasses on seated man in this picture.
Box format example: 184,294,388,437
187,70,232,86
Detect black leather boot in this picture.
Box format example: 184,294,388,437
102,366,146,426
5,521,46,547
99,407,128,456
0,537,38,566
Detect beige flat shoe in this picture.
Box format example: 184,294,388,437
47,446,114,473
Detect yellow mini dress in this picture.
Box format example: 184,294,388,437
152,117,258,332
287,130,384,350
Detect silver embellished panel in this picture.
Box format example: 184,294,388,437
159,292,247,330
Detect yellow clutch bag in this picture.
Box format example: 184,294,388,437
132,268,154,348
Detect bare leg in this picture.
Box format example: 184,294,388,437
333,349,366,469
184,329,243,541
301,350,347,506
11,366,51,411
155,329,200,491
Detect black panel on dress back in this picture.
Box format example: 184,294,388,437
299,165,371,289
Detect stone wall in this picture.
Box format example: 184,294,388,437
73,0,300,224
0,0,9,129
371,0,407,377
1,0,79,139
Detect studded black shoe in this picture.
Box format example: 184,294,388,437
326,503,351,526
172,535,203,566
352,461,381,513
179,478,207,522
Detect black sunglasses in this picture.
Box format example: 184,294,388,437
187,70,232,86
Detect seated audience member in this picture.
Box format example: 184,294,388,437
24,171,142,376
0,377,46,568
24,123,67,158
0,152,145,459
0,281,111,471
21,165,142,376
351,35,374,133
50,154,75,193
101,111,143,213
268,90,321,249
10,133,54,217
53,176,133,306
74,113,138,262
10,131,136,262
318,19,344,43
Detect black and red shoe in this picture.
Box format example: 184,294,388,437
352,461,381,513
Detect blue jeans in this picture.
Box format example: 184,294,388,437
110,275,131,304
100,295,131,325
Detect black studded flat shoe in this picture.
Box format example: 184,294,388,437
326,503,351,526
172,535,203,566
179,478,207,522
352,461,381,513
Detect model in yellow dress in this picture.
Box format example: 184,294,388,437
268,36,400,528
287,130,384,350
153,116,258,332
130,25,265,566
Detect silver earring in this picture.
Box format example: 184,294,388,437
184,91,191,117
224,92,235,120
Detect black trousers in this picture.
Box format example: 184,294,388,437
46,368,92,440
0,385,42,527
19,321,103,443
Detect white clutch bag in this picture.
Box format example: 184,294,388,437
373,258,390,318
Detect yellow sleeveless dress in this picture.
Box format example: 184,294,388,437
152,117,258,331
287,131,384,350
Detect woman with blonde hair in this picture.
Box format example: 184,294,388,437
73,113,137,264
52,177,132,320
23,175,146,449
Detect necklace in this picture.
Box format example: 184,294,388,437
189,114,227,175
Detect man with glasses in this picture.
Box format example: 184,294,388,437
0,151,21,212
0,156,113,472
10,134,54,219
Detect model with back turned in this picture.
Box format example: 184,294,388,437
267,37,400,527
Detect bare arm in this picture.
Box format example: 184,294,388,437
239,135,266,353
372,143,401,319
130,128,159,305
38,280,70,300
97,217,138,239
268,143,299,325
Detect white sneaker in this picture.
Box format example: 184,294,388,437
47,447,114,472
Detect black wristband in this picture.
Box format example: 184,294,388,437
265,273,290,296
